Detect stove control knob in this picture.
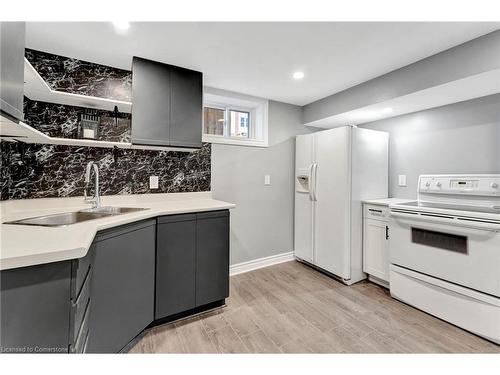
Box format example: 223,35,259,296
491,182,499,189
436,182,442,187
425,182,430,188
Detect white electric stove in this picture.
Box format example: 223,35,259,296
388,174,500,344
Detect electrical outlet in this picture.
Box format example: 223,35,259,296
264,174,271,186
398,175,407,187
149,176,159,189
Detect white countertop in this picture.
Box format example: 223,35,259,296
0,192,235,270
363,198,414,206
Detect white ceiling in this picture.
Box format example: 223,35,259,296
25,22,499,106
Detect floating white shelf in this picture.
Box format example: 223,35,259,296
24,58,132,113
0,115,196,152
2,62,196,151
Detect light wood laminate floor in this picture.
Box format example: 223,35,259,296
129,261,500,353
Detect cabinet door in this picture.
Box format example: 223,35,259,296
0,261,71,353
169,66,202,148
363,218,389,282
195,211,230,307
131,57,171,146
0,22,25,120
87,220,155,353
156,214,196,319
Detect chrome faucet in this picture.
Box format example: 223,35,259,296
84,161,100,208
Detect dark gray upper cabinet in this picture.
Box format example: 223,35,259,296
131,56,202,148
0,22,25,121
87,220,156,353
169,66,203,148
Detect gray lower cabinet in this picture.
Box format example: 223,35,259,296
86,220,156,353
0,210,229,353
155,214,197,319
69,245,96,353
0,243,96,354
0,261,71,353
155,210,230,320
196,211,230,307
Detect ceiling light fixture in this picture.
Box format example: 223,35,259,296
112,21,130,33
293,71,305,80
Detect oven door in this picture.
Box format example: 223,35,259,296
389,210,500,297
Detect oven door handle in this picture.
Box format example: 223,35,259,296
390,210,500,232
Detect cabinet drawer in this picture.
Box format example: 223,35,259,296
71,300,90,353
71,245,95,300
70,268,92,343
82,332,89,354
363,204,389,220
158,213,197,224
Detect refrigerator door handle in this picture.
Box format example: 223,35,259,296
311,163,318,201
308,163,315,201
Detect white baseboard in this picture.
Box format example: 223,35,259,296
230,251,295,276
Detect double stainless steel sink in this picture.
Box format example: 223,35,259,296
3,207,148,227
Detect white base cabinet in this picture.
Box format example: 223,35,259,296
362,203,391,284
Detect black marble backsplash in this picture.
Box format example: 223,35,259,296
0,49,211,201
0,141,211,200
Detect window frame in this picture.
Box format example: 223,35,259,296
203,105,227,137
203,87,268,148
228,108,251,139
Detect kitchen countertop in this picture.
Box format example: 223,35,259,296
0,192,235,271
363,198,414,206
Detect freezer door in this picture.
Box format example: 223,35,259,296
294,133,315,262
314,127,351,279
295,133,314,170
294,192,314,262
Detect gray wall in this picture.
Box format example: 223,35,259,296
211,101,311,265
359,94,500,199
303,30,500,125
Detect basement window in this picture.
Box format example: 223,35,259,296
203,87,268,147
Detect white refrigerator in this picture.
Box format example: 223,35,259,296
294,126,388,284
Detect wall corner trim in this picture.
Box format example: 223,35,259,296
230,251,295,276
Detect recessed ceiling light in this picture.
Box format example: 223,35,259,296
112,21,130,33
293,71,305,80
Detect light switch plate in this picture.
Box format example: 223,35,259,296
264,174,271,186
398,174,407,187
149,176,159,189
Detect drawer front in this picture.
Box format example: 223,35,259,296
82,332,89,354
363,204,389,220
390,265,500,344
71,300,90,353
71,245,95,300
70,268,92,343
